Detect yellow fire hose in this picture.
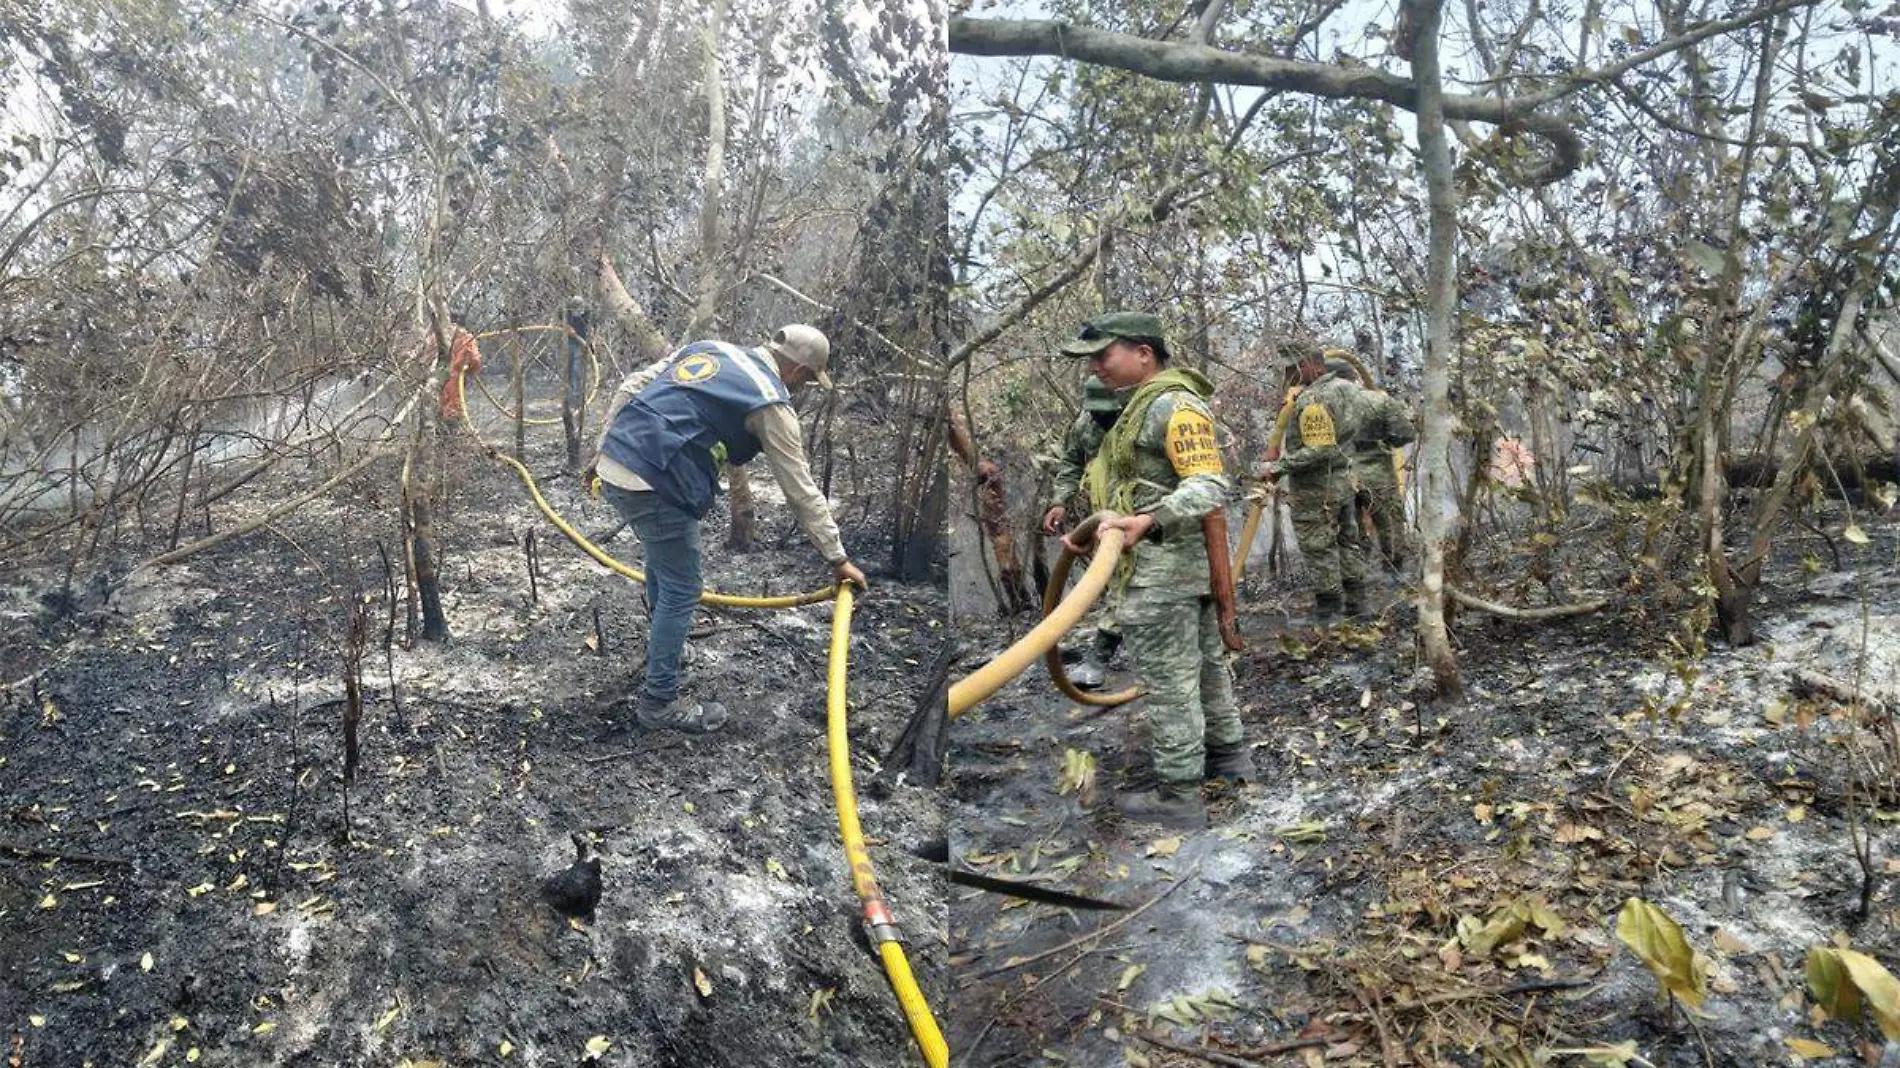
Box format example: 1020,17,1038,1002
948,512,1128,718
826,585,949,1067
459,368,838,608
1039,523,1141,708
472,323,603,426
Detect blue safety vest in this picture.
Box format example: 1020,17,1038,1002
599,341,791,518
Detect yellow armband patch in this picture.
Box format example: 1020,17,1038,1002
1298,401,1337,448
1165,407,1223,477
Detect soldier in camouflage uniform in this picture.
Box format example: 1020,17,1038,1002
1261,344,1376,620
1041,376,1124,688
1060,312,1251,828
1328,356,1416,573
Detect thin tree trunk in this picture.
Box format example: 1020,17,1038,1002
405,318,451,644
513,337,528,462
560,328,580,471
1409,0,1463,700
725,465,757,550
685,0,728,340
946,403,1033,614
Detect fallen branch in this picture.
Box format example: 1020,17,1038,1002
1132,1026,1330,1056
1135,1031,1329,1066
1348,979,1402,1068
962,939,1134,1066
0,840,134,867
967,865,1199,982
1790,667,1891,715
1447,585,1609,620
1388,975,1592,1012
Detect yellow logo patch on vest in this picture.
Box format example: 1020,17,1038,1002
1165,407,1223,477
672,353,719,384
1298,400,1337,448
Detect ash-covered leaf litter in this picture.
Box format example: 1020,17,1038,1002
947,512,1900,1067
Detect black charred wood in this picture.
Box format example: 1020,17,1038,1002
540,833,601,919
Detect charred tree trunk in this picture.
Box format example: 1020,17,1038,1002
725,464,758,551
947,404,1033,615
561,318,585,472
891,382,951,581
404,449,451,642
976,459,1034,616
512,335,528,462
406,307,453,644
884,641,953,787
685,0,728,341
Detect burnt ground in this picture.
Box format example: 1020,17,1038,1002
0,401,947,1066
948,501,1900,1067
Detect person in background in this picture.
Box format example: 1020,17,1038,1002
1041,375,1126,688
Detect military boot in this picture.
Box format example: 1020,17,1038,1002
1313,590,1344,623
1068,650,1106,689
1204,743,1257,784
1342,582,1369,620
1116,782,1208,829
1069,628,1119,689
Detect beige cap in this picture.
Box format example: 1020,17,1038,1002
770,324,832,389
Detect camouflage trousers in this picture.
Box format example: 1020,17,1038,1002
1119,589,1245,784
1288,477,1365,597
1354,457,1407,570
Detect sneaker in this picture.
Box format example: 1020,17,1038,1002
635,694,729,734
1204,744,1257,784
1116,783,1208,829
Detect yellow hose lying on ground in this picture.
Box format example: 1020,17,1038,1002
826,585,949,1067
1040,520,1141,708
948,512,1127,717
461,370,838,609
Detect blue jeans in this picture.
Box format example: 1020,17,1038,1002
603,485,702,703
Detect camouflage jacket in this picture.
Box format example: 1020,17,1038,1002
1046,411,1106,512
1100,368,1231,591
1350,390,1417,478
1281,372,1376,482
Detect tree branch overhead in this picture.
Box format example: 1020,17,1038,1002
949,1,1814,187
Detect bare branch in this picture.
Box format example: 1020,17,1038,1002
1447,585,1611,620
950,0,1812,186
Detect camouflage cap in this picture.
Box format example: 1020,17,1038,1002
1081,374,1123,413
1059,311,1168,356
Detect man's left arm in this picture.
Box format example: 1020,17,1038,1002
1380,394,1418,448
1140,397,1231,542
748,403,848,565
